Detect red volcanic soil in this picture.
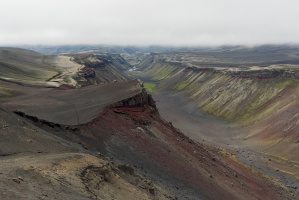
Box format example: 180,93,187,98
46,92,291,200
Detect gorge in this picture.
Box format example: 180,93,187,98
0,45,298,200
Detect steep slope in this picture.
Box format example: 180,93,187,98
7,86,293,200
133,52,299,198
0,107,176,200
136,53,299,160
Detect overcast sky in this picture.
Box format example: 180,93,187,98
0,0,299,46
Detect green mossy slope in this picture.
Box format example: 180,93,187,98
140,58,298,125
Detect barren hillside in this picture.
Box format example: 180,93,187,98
0,46,298,199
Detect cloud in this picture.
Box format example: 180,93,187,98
1,0,299,46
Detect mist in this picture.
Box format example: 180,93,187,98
1,0,299,46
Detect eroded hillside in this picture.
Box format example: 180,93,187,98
131,49,299,198
3,84,291,200
0,46,298,200
0,107,176,200
136,52,299,157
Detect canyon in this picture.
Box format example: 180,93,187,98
0,45,298,199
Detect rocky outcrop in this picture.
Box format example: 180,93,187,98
111,89,157,111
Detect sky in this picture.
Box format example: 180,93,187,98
0,0,299,46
